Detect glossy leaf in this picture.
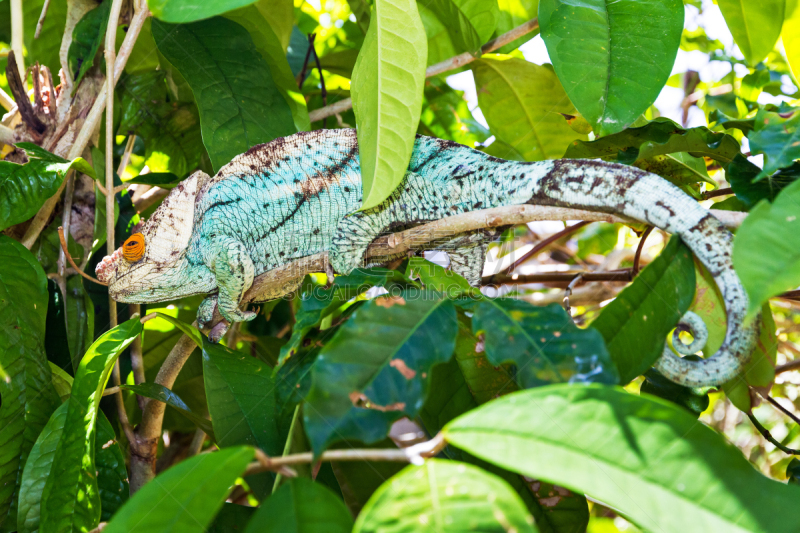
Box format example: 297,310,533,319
202,338,280,454
473,298,618,388
472,56,586,161
120,383,215,439
39,319,143,533
0,237,60,529
563,117,743,164
67,0,111,86
64,276,95,373
0,146,94,231
304,293,458,454
591,236,695,383
733,180,800,320
747,107,800,180
425,0,499,53
351,0,428,209
726,155,799,208
539,0,683,136
353,460,536,533
116,71,204,178
444,384,800,533
104,447,254,533
152,17,296,172
784,0,800,81
244,478,353,533
48,363,73,401
124,172,182,188
717,0,784,66
405,257,473,295
149,0,258,23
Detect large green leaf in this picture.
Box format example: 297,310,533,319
64,277,95,373
747,107,800,180
444,384,800,533
425,0,499,53
563,117,743,164
733,180,800,320
472,56,586,161
244,478,353,533
17,403,129,533
120,383,215,439
201,338,280,453
351,0,428,209
304,293,458,454
39,319,143,533
353,460,536,533
539,0,683,136
224,3,310,132
0,237,60,530
149,0,258,23
590,236,695,383
104,447,254,533
493,0,540,53
117,71,204,178
725,155,799,208
473,298,618,388
0,145,94,231
717,0,784,66
67,0,111,86
417,2,459,66
784,0,800,81
152,17,296,172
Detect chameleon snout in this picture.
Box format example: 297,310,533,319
96,248,122,283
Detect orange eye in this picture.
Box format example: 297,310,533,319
123,233,145,262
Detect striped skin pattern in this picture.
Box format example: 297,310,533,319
97,128,757,387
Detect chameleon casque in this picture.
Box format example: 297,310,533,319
96,128,758,388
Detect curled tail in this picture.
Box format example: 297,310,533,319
531,159,758,387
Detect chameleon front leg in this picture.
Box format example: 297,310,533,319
204,236,258,327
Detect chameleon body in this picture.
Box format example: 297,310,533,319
97,129,757,387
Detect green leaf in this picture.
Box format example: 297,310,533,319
117,71,204,178
244,478,353,533
425,0,499,53
539,0,683,136
95,408,129,521
726,155,799,208
406,257,473,294
634,152,716,199
152,17,296,172
0,236,60,530
418,78,490,148
564,117,743,164
493,0,540,54
202,338,280,454
280,268,414,364
472,56,586,161
207,504,255,533
784,0,800,81
353,460,536,533
418,3,459,66
641,362,709,416
67,0,112,86
444,384,800,533
304,293,458,454
149,0,259,23
747,107,800,180
590,236,695,383
48,363,74,402
717,0,784,66
351,0,428,209
733,180,800,320
124,172,182,188
0,147,94,231
120,383,215,439
39,319,143,533
473,298,618,388
23,0,67,74
64,276,95,373
104,447,254,533
152,311,204,347
224,4,310,133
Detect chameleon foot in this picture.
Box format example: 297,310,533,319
208,321,230,343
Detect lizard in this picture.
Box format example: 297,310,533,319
95,128,758,388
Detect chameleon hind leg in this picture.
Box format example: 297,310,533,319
203,236,258,327
439,231,497,286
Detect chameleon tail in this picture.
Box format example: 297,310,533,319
529,159,758,388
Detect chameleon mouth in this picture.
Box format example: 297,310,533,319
96,248,122,283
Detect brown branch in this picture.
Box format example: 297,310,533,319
485,269,633,287
748,413,800,455
632,226,653,277
10,0,24,80
57,226,108,286
776,357,800,376
35,0,52,39
6,51,46,135
498,221,590,279
702,187,733,200
308,18,540,123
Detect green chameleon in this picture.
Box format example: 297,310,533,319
96,129,757,387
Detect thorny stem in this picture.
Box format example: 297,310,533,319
308,18,540,123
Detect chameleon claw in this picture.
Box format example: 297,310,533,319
208,321,229,343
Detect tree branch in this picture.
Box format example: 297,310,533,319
308,18,540,123
10,0,25,80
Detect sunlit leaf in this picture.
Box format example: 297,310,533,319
747,107,800,180
717,0,784,66
149,0,258,23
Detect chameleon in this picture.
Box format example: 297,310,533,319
96,128,758,388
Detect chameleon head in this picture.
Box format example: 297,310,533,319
96,171,210,302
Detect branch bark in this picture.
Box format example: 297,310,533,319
307,18,540,123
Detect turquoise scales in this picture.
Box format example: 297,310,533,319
96,129,758,388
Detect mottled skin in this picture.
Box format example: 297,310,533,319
97,129,757,387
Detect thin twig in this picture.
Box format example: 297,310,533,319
495,221,590,279
632,226,653,277
776,358,800,375
748,413,800,455
35,0,52,39
759,391,800,427
311,40,328,129
702,187,733,200
297,33,317,87
57,227,108,285
57,172,76,278
308,18,540,123
485,269,633,286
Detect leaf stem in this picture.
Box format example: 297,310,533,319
747,412,800,455
632,226,654,277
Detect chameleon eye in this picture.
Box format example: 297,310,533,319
123,233,145,262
